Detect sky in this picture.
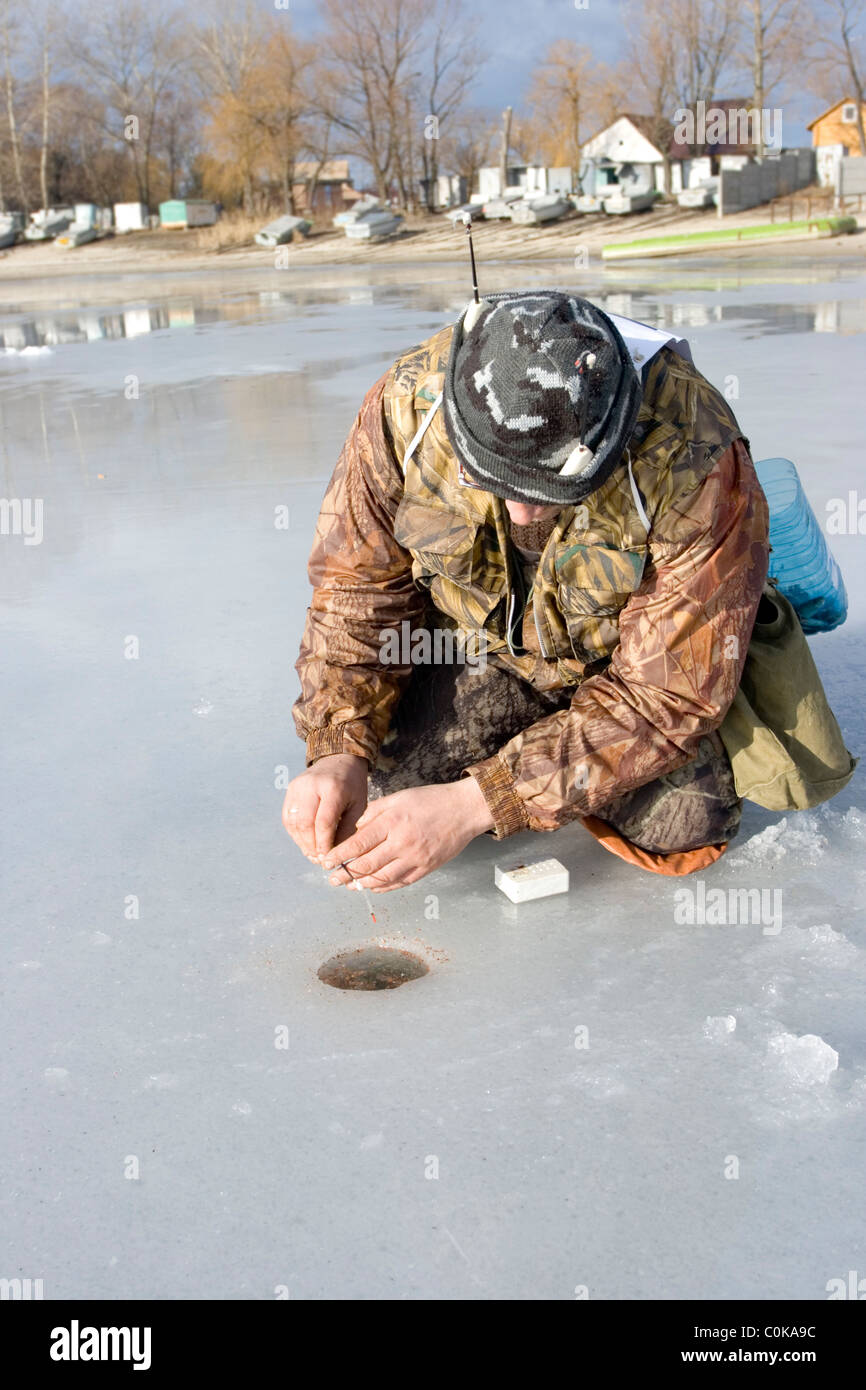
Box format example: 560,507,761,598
260,0,813,170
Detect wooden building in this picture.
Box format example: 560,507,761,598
291,160,361,217
807,99,866,156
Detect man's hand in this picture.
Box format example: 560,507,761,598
281,753,369,863
321,778,495,893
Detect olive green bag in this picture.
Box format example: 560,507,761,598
719,584,857,811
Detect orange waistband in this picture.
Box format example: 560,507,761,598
580,814,729,877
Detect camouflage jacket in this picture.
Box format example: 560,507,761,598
293,326,770,838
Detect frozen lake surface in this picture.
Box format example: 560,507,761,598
1,258,864,1299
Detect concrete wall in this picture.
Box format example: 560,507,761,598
717,149,815,215
839,156,866,196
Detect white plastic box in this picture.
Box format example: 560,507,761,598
494,858,570,904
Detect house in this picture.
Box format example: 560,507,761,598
582,107,759,197
291,160,359,216
807,98,866,156
582,115,679,195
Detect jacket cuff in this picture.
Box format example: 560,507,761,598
306,725,374,767
463,756,530,839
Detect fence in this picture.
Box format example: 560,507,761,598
838,156,866,197
717,149,816,216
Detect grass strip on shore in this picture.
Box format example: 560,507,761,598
602,216,858,260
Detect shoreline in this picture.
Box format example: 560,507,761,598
0,205,863,311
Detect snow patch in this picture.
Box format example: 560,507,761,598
4,345,53,357
704,1014,737,1040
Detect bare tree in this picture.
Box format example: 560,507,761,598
318,0,427,205
417,0,484,210
68,0,189,207
622,0,679,184
250,26,322,213
437,105,496,201
674,0,741,151
739,0,806,158
524,40,601,169
1,0,28,211
193,0,269,210
28,1,69,211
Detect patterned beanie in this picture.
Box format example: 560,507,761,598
443,291,642,505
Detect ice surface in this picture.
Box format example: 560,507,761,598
1,259,864,1299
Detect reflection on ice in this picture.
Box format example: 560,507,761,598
1,263,866,351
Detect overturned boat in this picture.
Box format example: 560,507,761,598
55,224,99,248
54,203,104,248
510,193,572,225
333,196,382,228
677,179,718,209
25,207,75,241
0,212,22,249
481,188,525,220
603,188,657,215
444,200,486,224
344,209,404,240
254,214,312,246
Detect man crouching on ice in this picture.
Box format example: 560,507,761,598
282,291,770,890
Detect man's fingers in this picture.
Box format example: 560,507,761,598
322,823,389,882
314,792,344,860
282,793,318,858
333,797,367,849
356,858,416,893
329,841,399,888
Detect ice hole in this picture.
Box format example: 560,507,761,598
317,945,430,991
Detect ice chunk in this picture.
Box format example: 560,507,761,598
806,923,845,946
704,1014,737,1040
767,1031,839,1085
727,815,828,868
841,806,866,840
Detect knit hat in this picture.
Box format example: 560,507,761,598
443,291,642,506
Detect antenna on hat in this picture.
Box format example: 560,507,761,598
456,212,481,304
456,213,491,332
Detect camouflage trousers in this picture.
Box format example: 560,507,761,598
370,658,742,854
